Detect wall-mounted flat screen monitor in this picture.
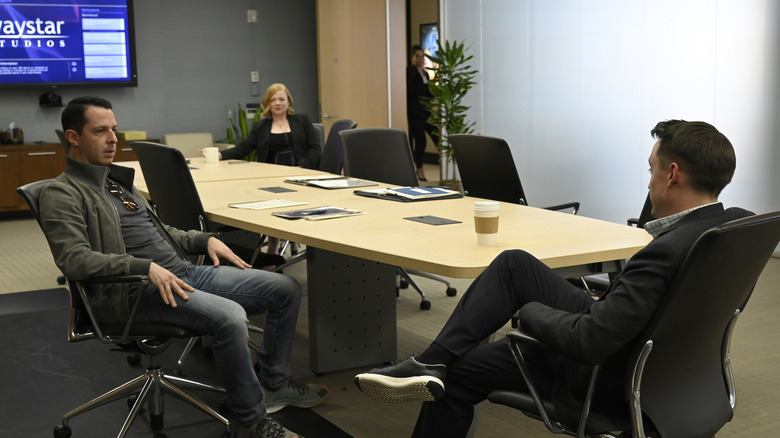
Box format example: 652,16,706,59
0,0,137,87
420,22,438,80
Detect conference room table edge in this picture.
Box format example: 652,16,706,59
203,209,649,279
122,159,652,279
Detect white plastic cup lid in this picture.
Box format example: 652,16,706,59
473,201,500,211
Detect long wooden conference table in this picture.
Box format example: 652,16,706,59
123,158,323,187
125,158,653,373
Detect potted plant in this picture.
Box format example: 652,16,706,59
225,103,262,161
421,39,478,187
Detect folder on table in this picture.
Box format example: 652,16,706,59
272,206,364,220
285,175,377,189
354,186,463,202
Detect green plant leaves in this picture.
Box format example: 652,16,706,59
227,103,263,162
421,40,478,181
422,40,477,149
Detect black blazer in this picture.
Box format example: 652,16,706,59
517,203,754,431
406,65,432,118
220,113,321,169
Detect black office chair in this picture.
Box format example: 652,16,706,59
628,193,655,228
341,128,420,188
319,119,358,174
449,134,589,293
17,179,231,438
131,141,281,373
480,211,780,438
130,141,285,269
52,129,70,285
449,134,580,212
340,128,457,310
55,128,69,150
312,122,325,150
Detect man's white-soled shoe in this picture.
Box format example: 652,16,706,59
354,357,447,403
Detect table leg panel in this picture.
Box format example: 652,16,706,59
306,247,397,373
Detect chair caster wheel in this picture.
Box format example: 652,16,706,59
127,394,140,410
446,287,457,297
218,400,232,416
151,413,164,431
127,353,142,366
400,279,409,289
54,425,72,438
57,276,66,285
420,300,431,310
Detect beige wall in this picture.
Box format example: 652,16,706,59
316,0,406,131
410,0,439,47
315,0,435,140
389,0,407,130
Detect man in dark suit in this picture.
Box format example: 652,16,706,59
354,120,752,437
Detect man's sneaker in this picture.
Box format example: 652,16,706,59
264,380,328,413
354,357,447,403
244,416,302,438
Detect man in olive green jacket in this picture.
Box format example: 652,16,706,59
39,96,323,438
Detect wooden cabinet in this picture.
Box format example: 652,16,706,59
0,139,152,212
20,147,66,185
114,141,141,162
1,143,66,211
0,149,22,209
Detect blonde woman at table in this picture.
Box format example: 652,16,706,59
219,83,322,257
219,83,321,169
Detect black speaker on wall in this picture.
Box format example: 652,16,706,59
39,92,63,108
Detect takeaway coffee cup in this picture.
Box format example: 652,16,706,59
203,147,219,163
474,201,500,245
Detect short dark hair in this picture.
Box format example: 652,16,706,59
60,96,112,154
61,96,112,135
411,44,423,56
651,119,736,196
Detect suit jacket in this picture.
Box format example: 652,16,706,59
220,113,321,169
406,65,432,119
517,203,754,431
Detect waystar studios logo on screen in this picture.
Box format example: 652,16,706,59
0,18,68,48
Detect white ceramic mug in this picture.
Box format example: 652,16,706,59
203,146,219,163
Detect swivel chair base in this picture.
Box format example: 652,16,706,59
398,267,458,310
54,353,231,438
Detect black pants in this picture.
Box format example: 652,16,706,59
408,113,438,169
411,250,593,438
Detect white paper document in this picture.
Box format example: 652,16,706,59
285,175,377,189
228,199,308,210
